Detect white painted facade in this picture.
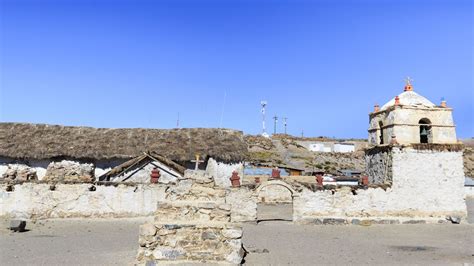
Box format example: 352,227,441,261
333,143,355,153
206,158,243,188
294,147,467,221
307,143,354,153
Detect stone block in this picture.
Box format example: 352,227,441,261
222,228,242,239
322,218,347,225
152,248,186,260
140,223,157,237
9,220,26,232
201,231,218,240
164,224,182,230
402,220,426,224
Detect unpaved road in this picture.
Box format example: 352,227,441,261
0,200,473,265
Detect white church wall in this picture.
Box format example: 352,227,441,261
294,147,467,222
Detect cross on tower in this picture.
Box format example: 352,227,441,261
191,154,204,170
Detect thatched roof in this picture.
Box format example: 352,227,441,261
0,123,248,162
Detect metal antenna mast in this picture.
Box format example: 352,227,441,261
273,115,278,135
260,101,268,137
177,112,180,128
283,117,287,134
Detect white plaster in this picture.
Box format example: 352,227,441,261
294,148,467,221
381,91,436,111
206,158,243,188
0,183,168,219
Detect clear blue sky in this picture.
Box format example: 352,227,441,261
1,0,472,138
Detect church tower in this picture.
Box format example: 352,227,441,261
365,79,466,220
368,78,457,146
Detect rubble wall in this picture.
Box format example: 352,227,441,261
136,170,245,265
365,147,393,184
0,183,167,219
137,222,244,264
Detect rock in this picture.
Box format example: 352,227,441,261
447,216,461,224
402,220,426,224
43,160,94,182
322,218,347,225
225,249,244,264
140,223,157,237
9,220,26,232
164,224,182,230
145,261,156,266
201,231,218,240
218,204,231,211
222,228,242,239
2,164,37,181
197,202,216,209
152,248,186,260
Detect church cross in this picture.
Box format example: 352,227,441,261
191,154,204,170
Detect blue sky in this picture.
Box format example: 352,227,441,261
0,0,472,138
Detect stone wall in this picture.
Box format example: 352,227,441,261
0,157,49,180
257,185,293,203
137,223,243,264
137,170,245,265
206,158,243,188
365,147,392,184
226,187,257,223
0,183,167,219
294,146,467,223
43,160,95,182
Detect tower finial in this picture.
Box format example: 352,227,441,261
404,76,413,91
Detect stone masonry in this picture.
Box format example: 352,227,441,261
136,170,245,265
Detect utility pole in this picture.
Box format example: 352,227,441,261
273,115,278,135
301,130,304,138
283,117,287,134
177,112,180,128
260,101,268,137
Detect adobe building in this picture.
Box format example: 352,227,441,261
0,123,247,187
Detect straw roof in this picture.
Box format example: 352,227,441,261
0,123,248,162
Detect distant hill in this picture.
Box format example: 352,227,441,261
245,135,474,178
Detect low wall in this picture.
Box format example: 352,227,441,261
0,183,167,219
137,222,244,264
293,185,467,223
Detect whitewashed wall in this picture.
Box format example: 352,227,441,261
0,183,167,219
294,147,467,222
206,158,243,188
